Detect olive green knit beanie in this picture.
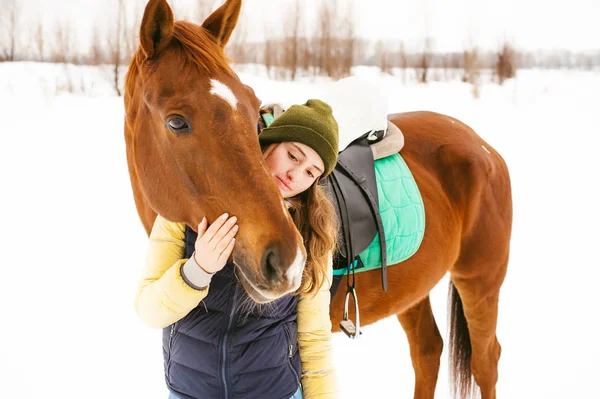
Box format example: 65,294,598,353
259,99,339,177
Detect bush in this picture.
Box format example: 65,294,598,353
496,42,517,84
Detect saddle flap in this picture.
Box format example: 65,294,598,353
323,136,379,267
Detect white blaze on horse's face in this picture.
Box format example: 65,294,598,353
286,246,306,291
209,79,238,110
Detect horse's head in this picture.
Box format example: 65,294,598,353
124,0,306,303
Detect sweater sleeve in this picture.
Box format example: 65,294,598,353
297,253,338,399
134,215,210,329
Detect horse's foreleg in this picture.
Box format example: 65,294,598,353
397,296,443,399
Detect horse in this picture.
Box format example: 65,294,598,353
124,1,512,399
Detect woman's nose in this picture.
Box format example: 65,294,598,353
286,169,297,181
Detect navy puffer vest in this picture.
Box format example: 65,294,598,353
162,226,302,399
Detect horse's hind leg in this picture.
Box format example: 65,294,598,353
397,295,444,399
450,257,508,399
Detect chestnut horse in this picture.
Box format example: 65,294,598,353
124,1,512,399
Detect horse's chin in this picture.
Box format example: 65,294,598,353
238,278,278,304
234,263,291,304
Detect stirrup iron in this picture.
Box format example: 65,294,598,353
340,287,362,339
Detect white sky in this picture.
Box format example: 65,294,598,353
16,0,600,52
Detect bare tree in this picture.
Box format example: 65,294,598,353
316,0,334,77
106,0,126,95
33,22,44,62
417,36,433,83
448,52,462,80
496,41,517,84
397,41,408,82
263,26,276,79
124,0,144,64
1,0,22,61
90,26,106,65
50,22,73,63
282,0,302,80
463,45,481,98
51,23,77,95
353,38,368,68
376,40,392,75
415,0,433,83
339,1,357,78
300,38,311,75
440,53,454,81
308,37,321,78
228,10,249,64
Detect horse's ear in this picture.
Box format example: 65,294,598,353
140,0,174,59
201,0,242,47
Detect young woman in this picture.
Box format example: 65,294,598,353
135,99,340,399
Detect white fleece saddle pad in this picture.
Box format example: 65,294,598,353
320,76,390,152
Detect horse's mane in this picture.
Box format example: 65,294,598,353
125,20,234,93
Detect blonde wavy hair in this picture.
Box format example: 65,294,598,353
261,144,339,297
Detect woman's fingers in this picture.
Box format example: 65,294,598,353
197,216,208,237
214,223,239,254
201,213,229,241
217,237,236,264
194,213,238,273
208,216,237,247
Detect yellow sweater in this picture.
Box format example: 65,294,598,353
135,215,338,399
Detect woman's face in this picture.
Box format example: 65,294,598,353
263,142,325,198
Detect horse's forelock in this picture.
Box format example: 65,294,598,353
171,21,234,77
126,20,235,94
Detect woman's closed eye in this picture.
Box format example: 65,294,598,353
288,152,298,162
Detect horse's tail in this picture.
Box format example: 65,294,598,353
448,280,475,399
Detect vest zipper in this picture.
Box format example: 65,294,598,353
166,322,176,380
283,323,301,386
220,289,237,399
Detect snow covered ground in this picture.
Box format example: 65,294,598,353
0,62,599,398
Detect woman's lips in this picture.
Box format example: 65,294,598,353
277,177,291,190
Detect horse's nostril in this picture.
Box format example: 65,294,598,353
265,251,277,281
262,245,282,284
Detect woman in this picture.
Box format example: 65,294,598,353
135,99,340,399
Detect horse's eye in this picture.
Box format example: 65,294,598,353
166,116,192,133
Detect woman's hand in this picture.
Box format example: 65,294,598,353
194,213,239,274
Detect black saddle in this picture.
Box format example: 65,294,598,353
321,132,388,299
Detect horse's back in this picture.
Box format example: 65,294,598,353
389,111,512,238
390,111,496,155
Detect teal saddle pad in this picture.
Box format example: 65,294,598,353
333,153,426,276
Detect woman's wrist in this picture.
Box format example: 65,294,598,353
193,251,217,275
181,252,215,290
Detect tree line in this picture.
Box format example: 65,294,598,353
1,0,598,96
